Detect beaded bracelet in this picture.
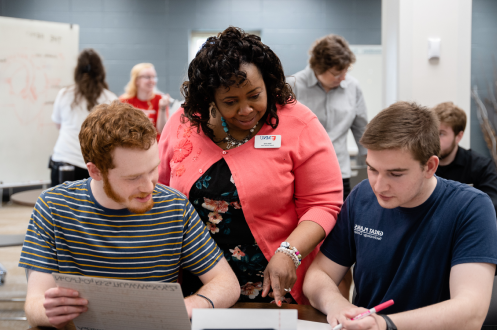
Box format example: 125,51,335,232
281,242,302,264
276,247,300,268
275,242,302,269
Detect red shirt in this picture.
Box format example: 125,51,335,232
120,94,162,139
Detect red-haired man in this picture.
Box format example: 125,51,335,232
19,101,239,329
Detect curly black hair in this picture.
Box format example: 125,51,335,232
181,26,295,140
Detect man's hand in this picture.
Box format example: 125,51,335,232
43,287,88,329
261,252,297,305
330,307,386,330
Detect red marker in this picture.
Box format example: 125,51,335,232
332,300,394,330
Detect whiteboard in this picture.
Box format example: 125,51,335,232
0,17,79,184
347,45,382,155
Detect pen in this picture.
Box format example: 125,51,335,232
332,299,394,330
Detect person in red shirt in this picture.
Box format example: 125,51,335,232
119,63,171,139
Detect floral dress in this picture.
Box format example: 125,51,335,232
182,158,294,303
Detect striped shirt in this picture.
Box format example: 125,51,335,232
19,178,222,281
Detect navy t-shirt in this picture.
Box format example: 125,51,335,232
321,176,497,314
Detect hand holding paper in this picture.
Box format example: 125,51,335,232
43,286,88,329
52,273,191,330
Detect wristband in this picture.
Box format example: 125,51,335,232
196,294,214,308
379,314,397,330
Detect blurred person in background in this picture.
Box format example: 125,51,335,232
49,48,117,187
433,101,497,213
288,34,368,201
288,34,368,300
120,63,177,139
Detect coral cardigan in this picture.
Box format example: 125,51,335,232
158,101,343,304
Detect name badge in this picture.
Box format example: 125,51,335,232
254,135,281,148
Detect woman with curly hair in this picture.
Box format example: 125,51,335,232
50,48,116,187
158,27,343,306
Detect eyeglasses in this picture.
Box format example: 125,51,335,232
138,75,158,82
329,65,353,79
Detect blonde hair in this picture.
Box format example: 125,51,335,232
123,63,155,98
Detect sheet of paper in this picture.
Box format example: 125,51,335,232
52,273,190,330
297,319,332,330
192,308,297,330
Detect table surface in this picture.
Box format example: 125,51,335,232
10,188,44,207
0,233,25,247
30,302,328,329
232,302,327,323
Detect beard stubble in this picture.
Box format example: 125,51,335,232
102,175,154,214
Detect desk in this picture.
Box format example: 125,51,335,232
0,181,49,208
10,188,44,207
232,302,327,323
30,302,328,329
0,234,25,247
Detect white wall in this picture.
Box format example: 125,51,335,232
382,0,472,148
347,45,383,155
382,0,399,109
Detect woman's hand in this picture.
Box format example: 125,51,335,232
159,94,170,110
261,251,297,305
157,94,171,133
260,221,326,305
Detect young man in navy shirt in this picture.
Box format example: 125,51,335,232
304,101,497,330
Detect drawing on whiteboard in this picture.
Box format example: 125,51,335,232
0,53,64,127
0,16,79,183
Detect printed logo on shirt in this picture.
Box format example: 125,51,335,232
354,224,383,241
259,135,277,141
